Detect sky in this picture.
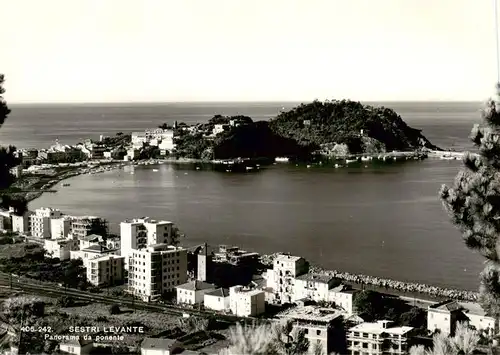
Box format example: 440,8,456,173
1,0,499,103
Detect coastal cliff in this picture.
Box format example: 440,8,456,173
268,100,440,154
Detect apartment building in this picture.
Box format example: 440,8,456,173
30,207,62,238
70,245,119,268
229,285,265,317
69,216,108,239
293,273,339,303
328,284,359,316
278,305,344,355
265,253,309,304
50,216,72,239
11,210,33,235
120,217,178,269
204,288,230,312
87,254,125,287
78,234,104,250
44,239,78,260
129,244,188,302
347,320,416,355
176,280,216,305
427,300,463,336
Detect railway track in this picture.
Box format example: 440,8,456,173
0,273,268,324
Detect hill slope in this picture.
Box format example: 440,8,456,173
267,100,440,153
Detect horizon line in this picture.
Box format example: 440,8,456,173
8,99,486,105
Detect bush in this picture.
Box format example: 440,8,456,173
108,304,120,315
56,296,75,308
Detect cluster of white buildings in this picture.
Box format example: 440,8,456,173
130,128,175,158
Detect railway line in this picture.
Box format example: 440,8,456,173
0,273,268,324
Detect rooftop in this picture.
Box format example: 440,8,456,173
122,217,173,225
80,234,103,242
460,302,492,318
278,305,343,323
296,273,336,284
177,280,216,292
349,321,414,336
275,253,303,262
231,286,264,297
82,245,116,253
330,284,358,294
205,288,230,298
429,300,462,312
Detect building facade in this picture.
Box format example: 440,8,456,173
128,244,188,302
44,239,78,260
265,253,309,304
293,274,339,303
11,211,33,235
50,216,72,239
30,207,62,239
176,280,216,305
87,254,125,287
69,216,108,239
120,217,177,270
347,320,416,355
427,300,463,336
229,286,265,317
203,288,230,312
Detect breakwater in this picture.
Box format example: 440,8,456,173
260,254,479,302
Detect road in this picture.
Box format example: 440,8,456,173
0,273,268,324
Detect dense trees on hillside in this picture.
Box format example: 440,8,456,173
267,99,438,152
0,74,26,215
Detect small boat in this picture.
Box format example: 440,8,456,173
345,159,358,164
275,157,290,163
361,156,372,161
246,166,254,171
306,165,312,168
152,169,159,172
62,183,70,187
196,167,201,170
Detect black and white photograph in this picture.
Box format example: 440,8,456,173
0,0,499,354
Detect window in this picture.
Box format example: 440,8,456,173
362,343,368,349
316,330,321,336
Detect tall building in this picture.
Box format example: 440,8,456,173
197,243,211,282
50,216,72,239
11,211,33,235
30,207,62,239
69,216,108,239
128,244,188,302
120,217,177,269
265,253,309,304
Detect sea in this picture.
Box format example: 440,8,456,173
0,101,488,291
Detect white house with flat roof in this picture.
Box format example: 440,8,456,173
328,284,359,316
347,320,416,355
293,273,339,303
11,210,33,235
229,285,265,317
44,239,78,260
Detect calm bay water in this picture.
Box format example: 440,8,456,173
1,101,488,291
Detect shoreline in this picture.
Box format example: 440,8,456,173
23,158,479,301
260,254,478,302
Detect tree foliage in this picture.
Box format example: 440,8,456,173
219,320,309,355
440,86,500,317
0,75,27,215
410,322,479,355
268,99,439,152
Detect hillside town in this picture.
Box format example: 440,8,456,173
0,205,496,355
